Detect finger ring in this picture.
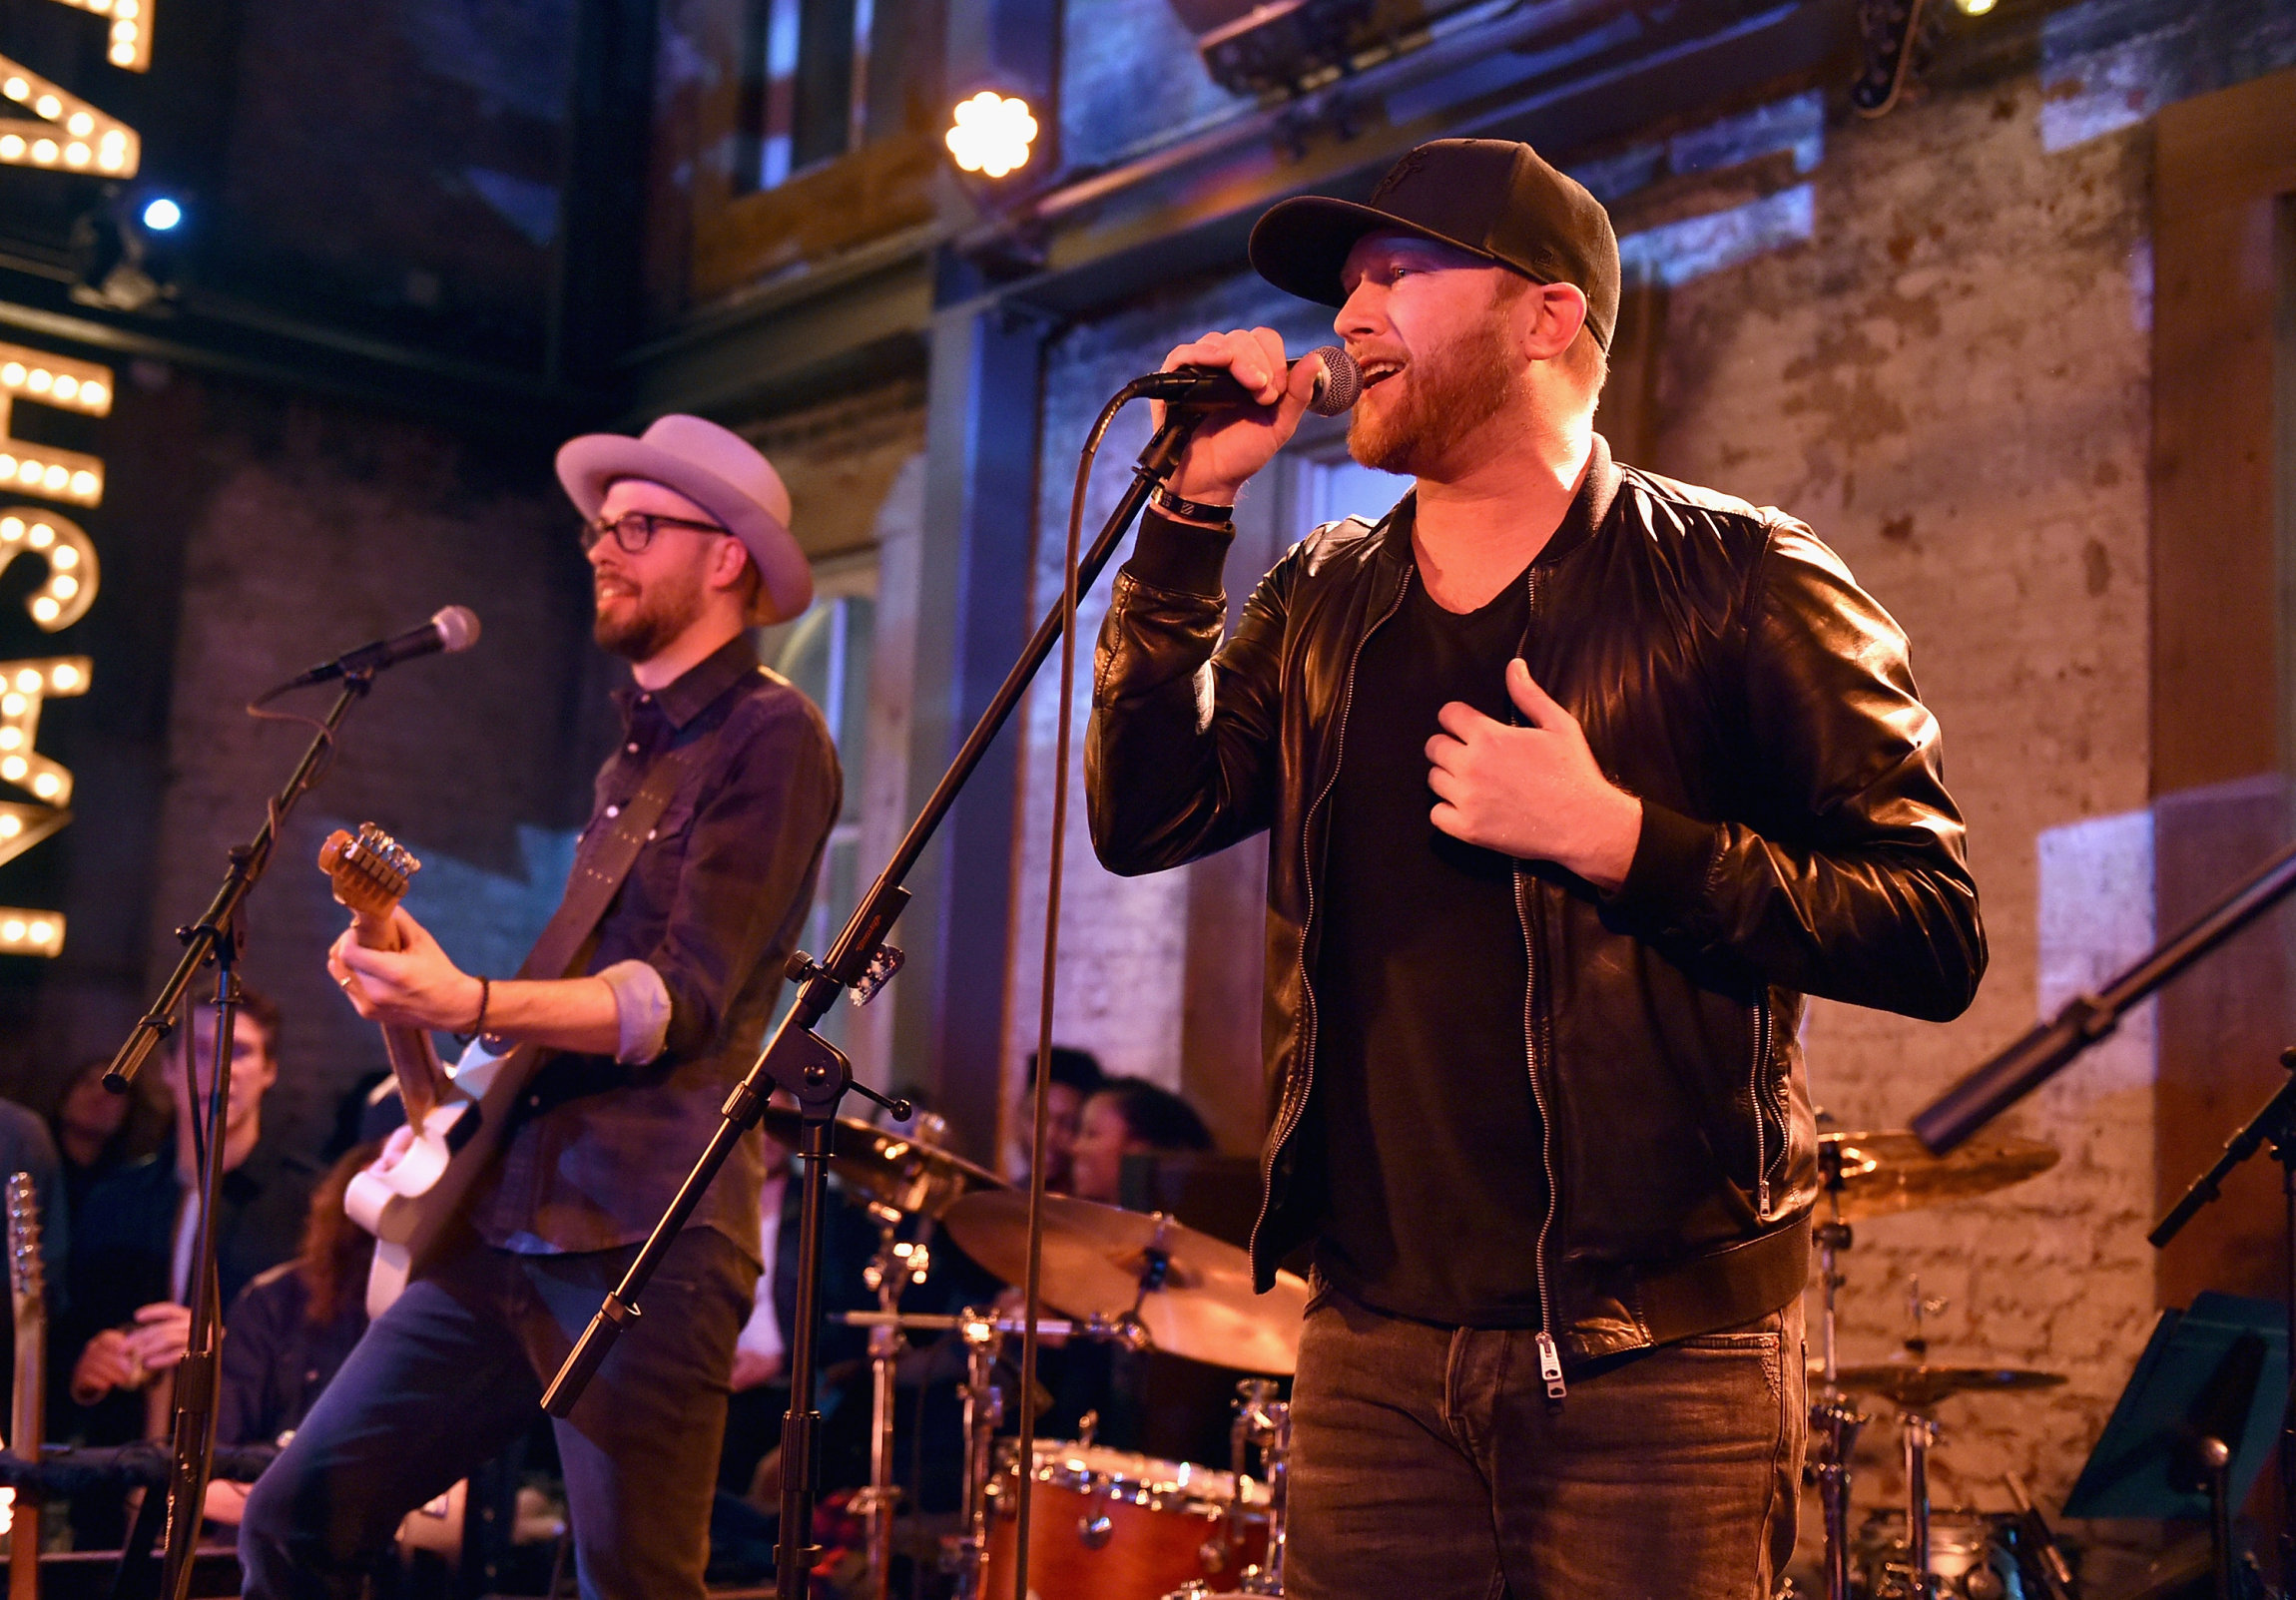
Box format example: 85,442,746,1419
337,975,353,991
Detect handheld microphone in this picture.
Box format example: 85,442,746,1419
1132,345,1363,417
281,606,481,691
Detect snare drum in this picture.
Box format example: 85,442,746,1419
984,1439,1269,1600
1854,1507,2025,1599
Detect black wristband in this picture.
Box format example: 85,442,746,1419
1149,484,1236,525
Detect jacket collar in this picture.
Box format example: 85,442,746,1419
1371,431,1622,571
614,631,762,732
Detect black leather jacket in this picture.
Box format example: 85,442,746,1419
1087,437,1986,1370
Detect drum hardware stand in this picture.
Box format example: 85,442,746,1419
1894,1409,1942,1600
1228,1379,1290,1597
854,1202,932,1600
543,405,1209,1600
1812,1139,1870,1600
2148,1046,2296,1600
946,1312,1006,1600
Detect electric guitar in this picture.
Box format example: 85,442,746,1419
319,823,542,1317
8,1172,45,1600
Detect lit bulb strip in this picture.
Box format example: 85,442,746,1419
0,344,113,416
43,0,152,71
0,436,101,508
0,656,90,809
0,802,71,871
0,907,67,956
0,58,140,176
0,512,99,631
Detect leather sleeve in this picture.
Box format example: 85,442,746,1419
1611,518,1987,1021
1087,511,1289,875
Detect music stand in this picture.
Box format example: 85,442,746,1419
2065,1293,2286,1599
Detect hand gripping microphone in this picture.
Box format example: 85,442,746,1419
280,606,482,691
1130,345,1364,417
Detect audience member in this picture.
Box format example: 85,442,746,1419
204,1142,382,1527
1022,1047,1105,1194
0,1096,68,1416
51,1055,168,1180
1068,1076,1215,1205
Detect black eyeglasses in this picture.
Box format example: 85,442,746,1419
581,510,729,554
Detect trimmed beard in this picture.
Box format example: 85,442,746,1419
1347,313,1520,478
594,559,709,662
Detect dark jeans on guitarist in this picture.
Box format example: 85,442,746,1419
239,1226,754,1600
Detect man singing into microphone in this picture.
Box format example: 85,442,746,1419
240,416,840,1600
1087,140,1986,1598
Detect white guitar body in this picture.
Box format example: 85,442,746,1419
343,1037,540,1318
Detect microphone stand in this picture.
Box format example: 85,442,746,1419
1912,840,2296,1155
541,406,1206,1600
100,671,377,1600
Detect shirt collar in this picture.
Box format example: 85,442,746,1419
614,632,763,733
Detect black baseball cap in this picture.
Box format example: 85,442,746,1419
1248,139,1621,350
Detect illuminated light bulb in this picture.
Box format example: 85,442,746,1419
111,19,135,40
0,137,21,162
15,671,39,694
945,91,1038,179
40,465,67,491
2,732,25,752
142,198,181,232
97,149,123,171
0,365,16,386
0,520,17,540
2,78,27,101
4,921,25,943
25,369,50,393
0,461,12,481
29,598,58,625
51,576,77,601
116,0,139,17
80,382,107,409
51,545,75,569
0,815,20,837
30,922,54,945
31,141,56,166
48,664,78,691
31,774,58,799
64,143,89,168
108,43,135,64
51,375,77,401
67,472,95,497
33,95,58,119
17,460,40,483
1953,0,1996,12
2,698,23,719
65,112,92,137
0,759,23,783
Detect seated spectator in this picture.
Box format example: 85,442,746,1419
1022,1047,1105,1194
203,1142,379,1525
57,989,302,1547
1067,1077,1215,1206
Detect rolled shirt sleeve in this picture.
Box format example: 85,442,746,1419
596,957,674,1066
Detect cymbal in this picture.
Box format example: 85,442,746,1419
761,1106,1005,1219
1821,1130,2059,1220
1829,1361,2066,1410
942,1191,1308,1375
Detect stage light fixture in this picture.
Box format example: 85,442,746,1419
142,196,179,230
1953,0,1996,14
945,91,1037,179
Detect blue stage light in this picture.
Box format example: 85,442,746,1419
141,197,181,232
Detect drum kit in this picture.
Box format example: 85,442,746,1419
764,1106,1304,1600
771,1107,2083,1600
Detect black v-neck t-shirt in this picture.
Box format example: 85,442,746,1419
1311,565,1549,1328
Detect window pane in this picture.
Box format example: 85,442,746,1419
792,0,859,172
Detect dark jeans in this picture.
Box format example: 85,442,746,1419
240,1228,754,1600
1289,1284,1805,1600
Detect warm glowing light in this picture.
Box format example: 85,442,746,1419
6,921,27,943
32,95,57,119
0,138,18,161
28,598,57,624
25,369,48,394
48,664,78,692
0,816,21,837
16,673,39,695
64,111,90,136
31,773,58,799
2,79,26,101
1953,0,1996,13
2,761,26,784
51,546,75,570
30,921,54,944
79,382,106,409
945,91,1038,179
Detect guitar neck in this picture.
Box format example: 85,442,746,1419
348,908,446,1125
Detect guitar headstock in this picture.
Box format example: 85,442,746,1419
318,822,421,921
7,1172,42,1323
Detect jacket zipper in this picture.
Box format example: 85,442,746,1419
1511,564,1566,1401
1750,992,1775,1214
1250,567,1416,1267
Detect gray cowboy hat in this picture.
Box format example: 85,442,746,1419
556,414,813,625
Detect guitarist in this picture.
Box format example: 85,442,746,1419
240,415,841,1600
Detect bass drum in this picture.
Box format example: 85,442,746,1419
984,1439,1269,1600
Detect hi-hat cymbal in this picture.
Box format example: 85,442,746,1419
1829,1361,2066,1410
1821,1130,2059,1220
761,1106,1005,1219
942,1191,1308,1375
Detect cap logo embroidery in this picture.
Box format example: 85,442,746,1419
1371,148,1431,205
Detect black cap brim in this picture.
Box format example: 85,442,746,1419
1247,195,1511,307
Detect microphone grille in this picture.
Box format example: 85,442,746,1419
1306,346,1362,417
432,606,481,653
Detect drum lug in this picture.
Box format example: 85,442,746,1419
1077,1511,1113,1550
